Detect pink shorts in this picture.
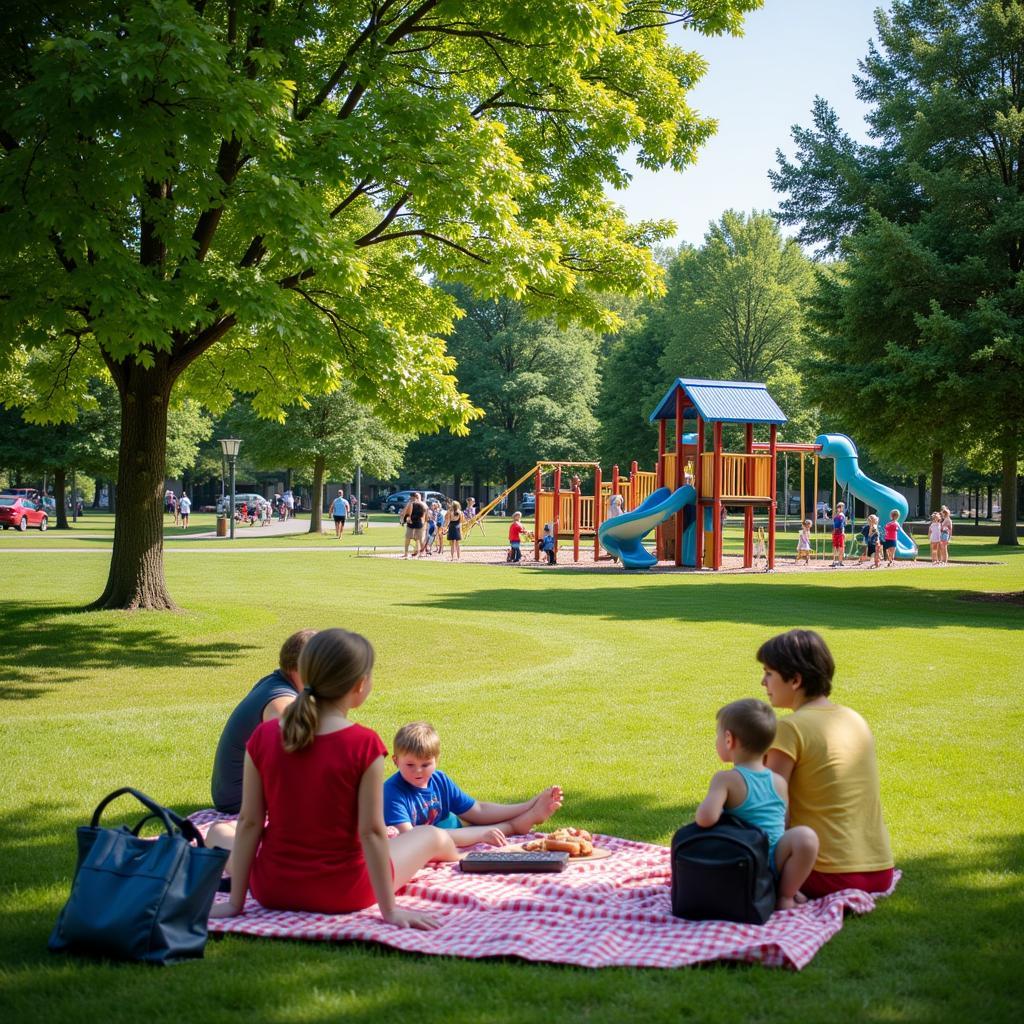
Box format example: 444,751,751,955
802,867,894,899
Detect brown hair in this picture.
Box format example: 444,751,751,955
756,629,835,698
278,628,317,674
717,698,777,755
280,629,375,752
393,722,441,759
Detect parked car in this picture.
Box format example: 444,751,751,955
787,495,802,515
520,492,536,515
0,495,48,531
816,501,831,522
1,487,41,502
216,493,265,516
383,490,448,515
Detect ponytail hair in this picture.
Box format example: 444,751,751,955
280,628,375,752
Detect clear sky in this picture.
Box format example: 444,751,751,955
611,0,891,247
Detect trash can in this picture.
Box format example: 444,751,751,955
216,516,228,537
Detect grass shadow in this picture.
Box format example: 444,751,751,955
0,602,259,698
409,580,1024,631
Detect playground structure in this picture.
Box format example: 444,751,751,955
466,379,917,569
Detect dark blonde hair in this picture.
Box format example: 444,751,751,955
279,628,317,674
280,629,375,752
393,721,441,759
717,698,777,755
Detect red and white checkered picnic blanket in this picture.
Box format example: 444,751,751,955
191,811,898,970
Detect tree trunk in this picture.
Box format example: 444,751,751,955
453,473,461,503
308,454,325,534
93,478,103,509
89,360,177,610
929,449,943,513
998,431,1019,546
54,467,70,529
473,470,482,507
917,474,927,518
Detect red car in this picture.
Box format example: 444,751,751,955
0,495,48,531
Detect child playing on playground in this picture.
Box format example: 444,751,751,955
695,698,819,910
861,513,881,567
928,511,942,563
759,629,894,898
939,505,953,564
433,501,446,555
384,722,563,846
539,523,556,564
830,501,847,567
508,511,532,563
753,526,767,570
796,519,812,565
883,509,900,566
209,629,458,929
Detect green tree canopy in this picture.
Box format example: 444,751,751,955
773,0,1024,539
405,285,601,498
0,0,762,607
223,386,408,533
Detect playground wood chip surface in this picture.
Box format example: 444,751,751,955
192,812,898,971
369,547,984,573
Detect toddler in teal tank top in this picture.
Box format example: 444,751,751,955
695,698,820,910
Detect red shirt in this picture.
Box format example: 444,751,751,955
884,520,899,541
246,720,386,913
509,521,526,542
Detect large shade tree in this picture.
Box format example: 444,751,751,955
0,0,761,608
772,0,1024,541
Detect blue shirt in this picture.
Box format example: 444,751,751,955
833,512,846,532
540,533,555,551
210,669,299,813
383,769,476,827
331,496,349,516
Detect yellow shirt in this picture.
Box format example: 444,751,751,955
772,704,893,873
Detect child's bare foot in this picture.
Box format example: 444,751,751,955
508,786,563,835
793,891,809,905
776,895,797,911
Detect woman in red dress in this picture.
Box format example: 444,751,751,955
211,629,457,929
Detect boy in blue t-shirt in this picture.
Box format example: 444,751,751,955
384,722,563,847
539,523,556,564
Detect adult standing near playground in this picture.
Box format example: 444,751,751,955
603,493,625,560
446,500,464,560
401,491,428,558
331,489,350,539
760,629,894,899
283,489,295,521
178,492,191,528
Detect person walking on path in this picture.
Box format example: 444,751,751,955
178,492,191,529
331,489,350,539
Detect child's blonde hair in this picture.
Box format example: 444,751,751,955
802,519,811,528
280,629,375,752
451,500,461,513
869,513,879,524
513,511,522,520
393,721,441,759
890,509,900,519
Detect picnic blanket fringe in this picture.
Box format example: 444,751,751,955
190,811,898,970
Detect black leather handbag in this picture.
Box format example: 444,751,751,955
49,787,228,964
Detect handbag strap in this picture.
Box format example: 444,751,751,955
91,787,206,846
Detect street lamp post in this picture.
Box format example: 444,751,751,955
219,438,242,539
354,464,363,535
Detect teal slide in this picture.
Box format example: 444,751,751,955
598,485,697,569
815,433,918,559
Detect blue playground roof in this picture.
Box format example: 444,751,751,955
649,378,788,426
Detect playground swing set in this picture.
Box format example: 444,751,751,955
464,377,917,569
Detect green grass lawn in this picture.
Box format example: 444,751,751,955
0,534,1021,1022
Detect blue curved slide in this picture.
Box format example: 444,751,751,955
599,486,697,569
815,434,918,559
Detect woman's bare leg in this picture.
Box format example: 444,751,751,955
388,826,459,889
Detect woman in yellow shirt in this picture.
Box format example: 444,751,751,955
759,629,894,898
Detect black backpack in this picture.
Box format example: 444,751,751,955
670,814,776,924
